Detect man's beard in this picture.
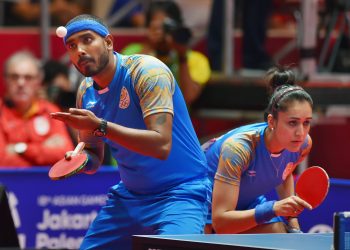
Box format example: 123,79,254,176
77,50,110,77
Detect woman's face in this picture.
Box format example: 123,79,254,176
147,10,172,52
148,11,167,44
272,100,313,152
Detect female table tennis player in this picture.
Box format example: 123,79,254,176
204,66,313,234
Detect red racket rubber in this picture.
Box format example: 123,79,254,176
295,166,330,209
49,142,88,180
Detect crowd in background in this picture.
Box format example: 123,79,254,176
0,0,328,168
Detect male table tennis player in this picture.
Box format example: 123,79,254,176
51,14,210,250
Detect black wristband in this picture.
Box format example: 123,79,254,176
93,119,107,137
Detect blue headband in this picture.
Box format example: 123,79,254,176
64,19,109,44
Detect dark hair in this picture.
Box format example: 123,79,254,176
264,66,313,121
265,66,296,95
43,60,69,86
66,14,109,30
145,0,183,26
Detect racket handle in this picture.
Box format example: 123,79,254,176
72,142,85,156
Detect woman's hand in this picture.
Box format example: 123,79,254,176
285,217,303,233
273,195,312,217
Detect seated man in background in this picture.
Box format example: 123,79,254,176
0,50,74,167
122,0,211,106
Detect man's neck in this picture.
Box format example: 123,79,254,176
93,54,117,89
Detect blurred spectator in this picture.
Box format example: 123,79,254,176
0,50,74,167
122,0,211,106
92,0,146,28
42,59,79,146
4,0,91,26
207,0,274,72
43,60,76,111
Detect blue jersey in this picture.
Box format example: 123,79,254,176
77,52,207,194
205,122,311,209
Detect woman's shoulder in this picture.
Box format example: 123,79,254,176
225,123,266,140
223,129,262,150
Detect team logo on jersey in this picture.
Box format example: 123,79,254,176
86,101,96,109
119,86,130,109
282,162,296,180
34,116,50,136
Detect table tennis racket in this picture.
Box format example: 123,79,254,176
295,166,330,209
48,142,88,180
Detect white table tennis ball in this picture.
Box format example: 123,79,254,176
56,26,67,38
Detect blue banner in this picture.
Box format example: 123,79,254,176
0,167,349,249
299,178,350,233
0,167,119,249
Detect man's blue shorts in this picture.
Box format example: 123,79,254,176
80,177,210,250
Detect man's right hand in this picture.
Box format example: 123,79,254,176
50,108,101,132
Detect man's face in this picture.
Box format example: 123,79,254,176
65,30,110,77
5,59,41,108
